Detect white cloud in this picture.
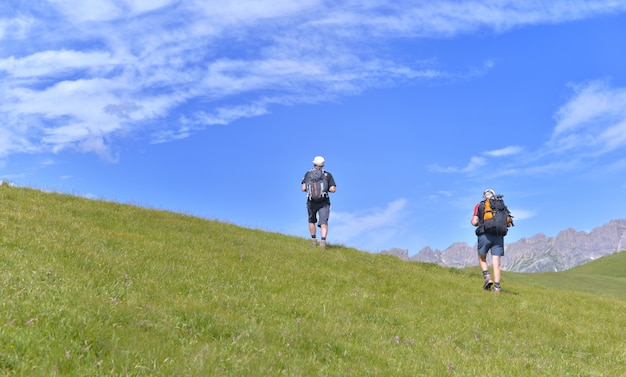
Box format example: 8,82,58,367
429,155,486,174
150,104,270,144
551,81,626,154
47,0,124,22
553,81,626,135
599,119,626,151
332,198,409,249
2,1,626,161
433,79,626,178
312,1,626,38
0,50,117,77
0,15,34,39
189,0,319,23
508,208,535,222
126,0,175,14
484,146,523,157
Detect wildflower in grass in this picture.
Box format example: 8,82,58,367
296,317,301,325
448,364,454,373
65,350,71,359
393,336,400,345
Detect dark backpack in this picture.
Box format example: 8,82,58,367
478,195,514,236
305,169,329,201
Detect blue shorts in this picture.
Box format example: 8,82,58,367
477,233,504,256
307,200,330,226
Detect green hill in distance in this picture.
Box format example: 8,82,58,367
501,250,626,302
1,183,624,376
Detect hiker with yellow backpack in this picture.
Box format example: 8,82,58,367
471,189,514,294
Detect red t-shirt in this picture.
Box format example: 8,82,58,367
473,203,480,217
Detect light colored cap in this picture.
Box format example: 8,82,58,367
312,156,325,167
484,189,496,199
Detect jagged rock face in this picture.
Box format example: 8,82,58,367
382,219,626,273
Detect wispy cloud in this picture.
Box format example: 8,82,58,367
2,1,625,160
311,1,626,37
0,50,117,77
333,198,409,249
0,15,33,39
484,146,523,157
428,148,521,174
508,208,535,222
551,80,626,155
432,79,626,179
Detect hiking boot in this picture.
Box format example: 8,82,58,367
493,286,501,294
310,239,317,247
483,277,494,291
319,240,327,249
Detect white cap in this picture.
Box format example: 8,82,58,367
484,189,496,199
312,156,325,167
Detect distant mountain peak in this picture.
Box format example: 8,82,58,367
381,219,626,273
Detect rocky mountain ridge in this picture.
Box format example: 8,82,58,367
381,219,626,273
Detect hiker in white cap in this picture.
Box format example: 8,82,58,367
301,156,336,249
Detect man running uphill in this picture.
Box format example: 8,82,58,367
301,156,336,249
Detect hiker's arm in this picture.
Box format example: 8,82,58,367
327,173,336,193
471,215,479,226
301,183,306,192
471,203,480,226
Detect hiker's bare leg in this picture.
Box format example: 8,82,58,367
478,253,489,273
320,224,328,239
492,255,501,283
309,223,316,237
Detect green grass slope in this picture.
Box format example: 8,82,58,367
1,184,625,376
504,251,626,302
564,250,626,278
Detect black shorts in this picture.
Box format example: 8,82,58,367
307,200,330,225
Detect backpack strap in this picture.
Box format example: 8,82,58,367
475,200,486,235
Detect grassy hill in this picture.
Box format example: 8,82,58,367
0,183,624,376
502,251,626,302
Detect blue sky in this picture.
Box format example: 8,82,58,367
2,1,626,255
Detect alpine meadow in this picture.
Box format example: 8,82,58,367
0,183,624,376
